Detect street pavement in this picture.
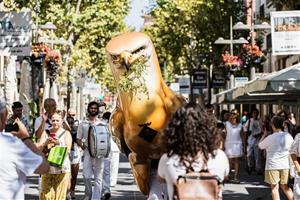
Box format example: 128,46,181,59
25,155,290,200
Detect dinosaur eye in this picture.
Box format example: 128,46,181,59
112,55,118,61
132,46,145,55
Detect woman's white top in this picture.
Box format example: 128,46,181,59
225,121,242,145
290,133,300,157
259,131,293,170
158,149,229,200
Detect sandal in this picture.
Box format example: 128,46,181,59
231,179,240,184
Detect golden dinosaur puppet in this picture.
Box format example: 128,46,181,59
106,32,183,195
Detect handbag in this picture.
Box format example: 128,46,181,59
47,146,68,168
174,165,221,200
47,131,67,168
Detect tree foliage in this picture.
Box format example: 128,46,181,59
143,0,245,81
3,0,130,90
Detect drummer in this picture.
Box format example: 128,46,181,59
76,101,104,200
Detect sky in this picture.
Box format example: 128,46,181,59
125,0,155,31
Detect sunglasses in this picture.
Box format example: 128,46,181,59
231,112,238,115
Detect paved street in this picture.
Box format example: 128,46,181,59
25,155,289,200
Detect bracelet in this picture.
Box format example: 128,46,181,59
22,136,32,142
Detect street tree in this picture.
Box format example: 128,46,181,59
3,0,130,91
143,0,245,81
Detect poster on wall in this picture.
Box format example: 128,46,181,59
271,11,300,55
0,12,32,56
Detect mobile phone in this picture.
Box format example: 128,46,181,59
5,123,19,132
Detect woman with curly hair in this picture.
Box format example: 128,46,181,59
157,103,229,200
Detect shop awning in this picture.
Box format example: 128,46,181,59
213,63,300,105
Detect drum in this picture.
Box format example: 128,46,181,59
88,123,111,158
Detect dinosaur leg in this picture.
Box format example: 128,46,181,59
128,153,150,195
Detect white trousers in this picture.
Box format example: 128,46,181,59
82,151,104,200
148,169,168,200
102,157,111,194
110,151,120,186
102,151,120,193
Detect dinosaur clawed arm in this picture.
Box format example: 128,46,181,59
160,81,185,114
109,106,128,154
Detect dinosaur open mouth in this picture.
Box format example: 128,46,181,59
118,55,149,97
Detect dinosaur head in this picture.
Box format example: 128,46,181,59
106,32,161,95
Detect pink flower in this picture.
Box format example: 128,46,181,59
221,51,241,69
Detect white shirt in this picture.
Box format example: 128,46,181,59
77,118,103,178
225,121,242,144
290,133,300,157
158,149,229,200
0,131,42,200
247,118,262,146
77,118,102,148
259,131,294,170
34,116,52,133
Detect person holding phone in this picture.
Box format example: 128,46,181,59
37,110,72,200
6,101,30,134
34,98,57,139
0,99,49,200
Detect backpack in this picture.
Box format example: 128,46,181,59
87,122,111,158
174,166,221,200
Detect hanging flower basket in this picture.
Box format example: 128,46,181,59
31,43,62,86
45,50,61,86
240,44,266,69
220,51,242,72
31,43,50,67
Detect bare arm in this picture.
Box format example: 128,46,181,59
35,115,47,139
12,119,49,174
35,131,48,150
291,154,300,177
76,138,86,150
64,130,73,153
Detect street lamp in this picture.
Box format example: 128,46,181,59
214,16,248,55
232,0,271,80
214,16,248,90
214,16,248,110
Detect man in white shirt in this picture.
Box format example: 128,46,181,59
0,99,49,200
247,108,263,174
77,101,104,200
259,116,294,200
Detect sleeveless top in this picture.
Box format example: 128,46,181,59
48,128,71,174
225,121,242,144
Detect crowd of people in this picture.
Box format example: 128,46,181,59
212,104,299,200
0,98,119,200
1,96,300,200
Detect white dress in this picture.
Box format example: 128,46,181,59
224,121,243,158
